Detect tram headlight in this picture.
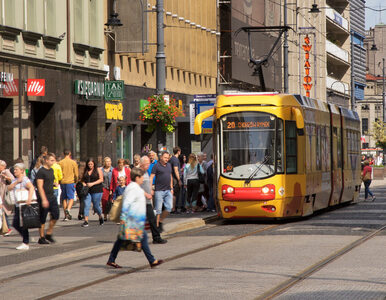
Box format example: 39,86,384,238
262,186,270,194
222,185,235,195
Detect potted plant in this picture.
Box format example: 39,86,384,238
139,94,185,133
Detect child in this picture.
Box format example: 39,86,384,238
113,176,127,200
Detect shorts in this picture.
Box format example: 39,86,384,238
61,184,75,201
154,190,173,214
39,196,60,224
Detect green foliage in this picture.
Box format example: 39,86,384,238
139,95,185,133
372,119,386,149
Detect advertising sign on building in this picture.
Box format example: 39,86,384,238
74,80,104,100
3,79,19,96
105,102,123,120
105,80,124,100
27,79,45,96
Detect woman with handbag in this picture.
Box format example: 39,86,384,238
100,157,113,221
7,163,35,250
362,160,376,202
81,158,104,227
0,160,14,235
106,168,164,269
183,154,204,213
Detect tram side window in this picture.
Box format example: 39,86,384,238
276,119,284,173
285,121,297,174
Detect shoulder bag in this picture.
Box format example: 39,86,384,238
4,188,15,207
109,195,123,223
362,172,371,182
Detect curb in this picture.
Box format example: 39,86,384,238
164,214,219,236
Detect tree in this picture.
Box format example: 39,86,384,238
372,119,386,150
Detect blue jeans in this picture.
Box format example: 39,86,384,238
108,230,155,264
13,206,29,244
364,180,374,199
154,190,173,214
207,183,215,210
84,192,102,217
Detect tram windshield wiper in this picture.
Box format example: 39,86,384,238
245,155,271,184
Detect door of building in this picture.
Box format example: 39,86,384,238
76,105,97,161
0,98,13,165
31,101,55,159
116,125,132,162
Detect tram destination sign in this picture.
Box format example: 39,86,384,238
105,80,124,100
224,116,274,130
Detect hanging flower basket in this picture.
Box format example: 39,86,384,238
139,94,185,133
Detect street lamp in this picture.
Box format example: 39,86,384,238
105,0,123,29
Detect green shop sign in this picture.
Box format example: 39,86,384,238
74,80,104,100
105,80,124,100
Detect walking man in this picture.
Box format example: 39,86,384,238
149,151,173,232
140,156,167,244
36,153,60,244
59,149,78,220
169,146,182,213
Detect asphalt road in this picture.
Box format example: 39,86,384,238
1,184,385,299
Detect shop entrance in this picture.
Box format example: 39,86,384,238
76,105,97,161
31,101,55,158
0,98,13,164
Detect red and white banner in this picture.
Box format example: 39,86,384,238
361,136,366,143
3,79,19,96
27,79,45,96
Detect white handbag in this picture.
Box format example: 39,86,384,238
15,188,37,203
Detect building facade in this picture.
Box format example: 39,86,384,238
104,0,218,157
0,0,106,167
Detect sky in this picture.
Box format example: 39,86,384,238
365,0,386,29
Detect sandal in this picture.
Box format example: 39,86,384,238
106,261,122,268
150,259,164,268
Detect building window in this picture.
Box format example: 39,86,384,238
362,118,368,135
375,105,381,110
74,1,84,43
361,105,369,111
4,0,15,27
362,142,369,149
45,0,56,36
27,0,37,32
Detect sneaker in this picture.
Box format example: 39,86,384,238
99,217,104,225
45,234,56,243
4,229,12,236
372,196,376,202
78,214,84,220
65,210,72,220
16,243,29,250
38,237,50,244
82,221,89,227
153,238,167,244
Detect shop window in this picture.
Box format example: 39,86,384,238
117,126,133,162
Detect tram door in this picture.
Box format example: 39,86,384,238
329,111,343,206
0,98,13,164
31,102,55,158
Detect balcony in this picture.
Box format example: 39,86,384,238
326,5,349,32
326,40,349,63
326,76,349,94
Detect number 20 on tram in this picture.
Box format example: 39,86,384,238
194,93,361,219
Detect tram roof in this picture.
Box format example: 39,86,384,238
217,93,329,111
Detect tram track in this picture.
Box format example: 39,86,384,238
32,223,282,299
256,223,386,300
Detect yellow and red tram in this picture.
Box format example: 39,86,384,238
194,93,361,219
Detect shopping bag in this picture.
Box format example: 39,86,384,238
20,202,40,229
1,210,9,234
4,189,15,206
109,195,123,223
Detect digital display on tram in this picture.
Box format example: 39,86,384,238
224,116,274,130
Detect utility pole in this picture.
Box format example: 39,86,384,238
156,0,166,95
283,0,289,93
350,32,355,111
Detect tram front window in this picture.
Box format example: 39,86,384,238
220,112,282,179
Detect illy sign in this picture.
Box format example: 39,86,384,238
27,79,45,96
